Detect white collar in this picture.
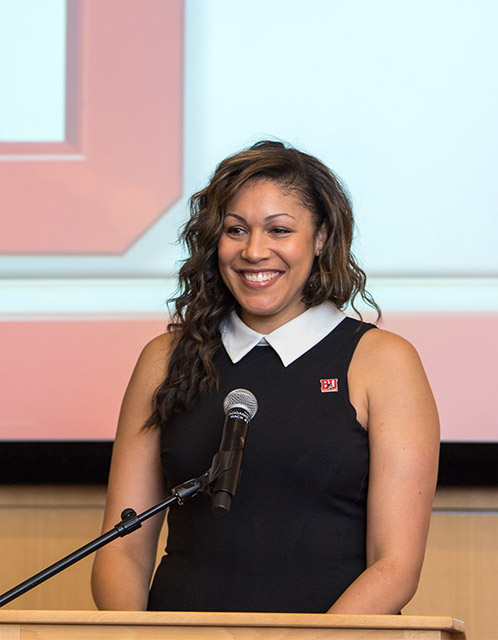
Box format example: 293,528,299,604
220,302,346,367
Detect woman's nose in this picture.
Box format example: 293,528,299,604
241,231,271,262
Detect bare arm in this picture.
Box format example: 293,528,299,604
328,329,440,614
91,333,172,610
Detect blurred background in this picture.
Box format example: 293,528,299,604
1,0,496,442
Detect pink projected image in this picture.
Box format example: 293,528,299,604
0,0,183,254
1,320,165,441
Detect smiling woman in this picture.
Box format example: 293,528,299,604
92,140,439,615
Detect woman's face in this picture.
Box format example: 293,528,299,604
218,179,326,333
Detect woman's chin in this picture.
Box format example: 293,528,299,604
240,301,307,333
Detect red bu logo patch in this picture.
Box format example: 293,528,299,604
320,378,338,393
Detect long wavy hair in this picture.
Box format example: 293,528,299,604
145,140,380,429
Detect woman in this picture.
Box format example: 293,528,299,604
91,140,439,613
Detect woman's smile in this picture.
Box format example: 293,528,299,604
238,270,282,285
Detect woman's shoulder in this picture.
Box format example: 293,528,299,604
357,326,421,363
141,331,175,359
129,331,176,392
352,325,428,390
349,325,438,435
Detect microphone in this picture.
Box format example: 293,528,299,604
211,388,258,517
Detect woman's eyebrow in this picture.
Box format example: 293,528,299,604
224,212,295,221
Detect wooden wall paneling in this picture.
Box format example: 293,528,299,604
0,486,496,640
403,488,498,640
0,486,105,610
0,485,169,611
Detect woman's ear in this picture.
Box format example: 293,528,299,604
315,222,327,256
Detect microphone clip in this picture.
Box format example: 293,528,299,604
207,450,237,487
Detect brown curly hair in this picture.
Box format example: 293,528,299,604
145,140,380,429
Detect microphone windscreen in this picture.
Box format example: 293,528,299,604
223,388,258,419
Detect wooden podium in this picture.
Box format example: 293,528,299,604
0,610,466,639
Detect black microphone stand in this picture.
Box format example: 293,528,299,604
0,451,236,608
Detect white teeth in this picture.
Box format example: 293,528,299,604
244,272,279,282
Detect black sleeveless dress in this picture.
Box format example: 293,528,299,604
148,317,375,612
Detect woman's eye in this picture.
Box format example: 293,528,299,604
225,226,246,235
270,227,292,235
